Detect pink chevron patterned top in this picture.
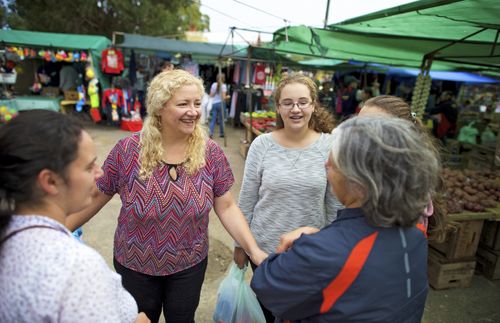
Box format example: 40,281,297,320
97,133,234,276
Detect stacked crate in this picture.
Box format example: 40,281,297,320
477,217,500,280
428,219,484,289
441,139,464,169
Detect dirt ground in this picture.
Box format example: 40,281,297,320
81,122,500,323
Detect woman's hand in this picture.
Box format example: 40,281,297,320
248,247,268,267
276,227,320,253
233,246,249,269
135,312,150,323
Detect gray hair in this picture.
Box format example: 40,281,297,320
330,116,440,227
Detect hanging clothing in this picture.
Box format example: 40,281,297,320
128,50,137,86
102,88,124,125
101,48,124,75
102,88,124,110
252,64,266,85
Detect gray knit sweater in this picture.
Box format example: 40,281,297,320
238,132,343,254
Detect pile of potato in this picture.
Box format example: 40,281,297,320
442,168,500,214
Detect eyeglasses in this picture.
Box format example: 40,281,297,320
279,100,312,110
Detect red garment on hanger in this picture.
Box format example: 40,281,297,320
102,88,124,109
101,48,124,74
253,64,266,85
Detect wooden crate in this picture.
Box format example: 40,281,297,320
445,139,461,155
430,220,484,261
480,220,500,251
441,153,465,169
428,248,476,290
476,246,500,280
467,145,496,170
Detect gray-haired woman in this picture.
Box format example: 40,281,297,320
251,116,440,323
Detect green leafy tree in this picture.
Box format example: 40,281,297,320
3,0,210,38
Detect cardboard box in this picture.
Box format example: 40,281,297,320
64,90,79,101
41,86,60,97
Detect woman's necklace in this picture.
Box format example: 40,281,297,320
284,150,303,169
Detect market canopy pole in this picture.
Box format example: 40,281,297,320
324,0,331,28
216,61,227,147
245,46,253,145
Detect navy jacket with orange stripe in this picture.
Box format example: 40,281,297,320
251,208,428,323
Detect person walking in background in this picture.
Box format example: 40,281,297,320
355,86,375,114
338,75,360,119
59,62,79,92
66,70,266,323
0,110,148,323
209,73,227,138
318,81,335,114
252,116,440,322
427,90,458,142
358,95,446,242
161,59,174,72
236,74,342,322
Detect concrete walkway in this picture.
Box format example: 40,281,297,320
82,122,500,323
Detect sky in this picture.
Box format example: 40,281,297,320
199,0,416,44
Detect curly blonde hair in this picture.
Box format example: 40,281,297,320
274,74,336,133
139,70,207,179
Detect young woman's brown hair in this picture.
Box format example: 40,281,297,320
363,95,446,242
274,74,336,133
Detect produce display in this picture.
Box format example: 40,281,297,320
242,111,276,133
443,168,500,214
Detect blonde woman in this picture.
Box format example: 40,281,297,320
67,70,266,323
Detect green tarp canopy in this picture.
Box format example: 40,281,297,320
264,0,499,72
332,0,500,69
0,29,112,87
115,32,301,70
116,33,247,63
335,0,499,42
268,26,468,69
0,29,110,51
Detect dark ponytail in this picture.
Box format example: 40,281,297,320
0,110,83,235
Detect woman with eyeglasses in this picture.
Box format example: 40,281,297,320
66,70,267,323
236,73,342,322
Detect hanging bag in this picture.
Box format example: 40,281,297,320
457,121,479,145
213,264,266,323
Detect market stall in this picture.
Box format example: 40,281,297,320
240,0,500,286
0,29,111,115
